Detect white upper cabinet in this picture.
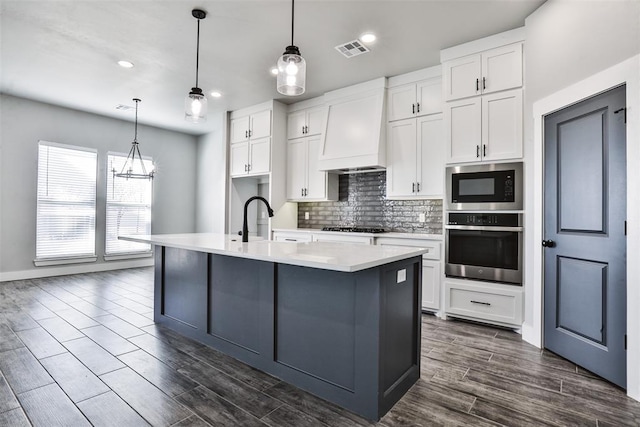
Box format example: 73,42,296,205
286,135,338,201
443,42,522,102
387,114,444,198
445,89,522,163
287,107,324,139
230,109,272,143
388,78,442,122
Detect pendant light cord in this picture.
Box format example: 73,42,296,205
291,0,295,46
195,18,201,88
134,99,139,143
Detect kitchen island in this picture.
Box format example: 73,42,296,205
120,233,425,420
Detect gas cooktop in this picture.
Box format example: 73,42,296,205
321,226,387,233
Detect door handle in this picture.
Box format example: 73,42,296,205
412,183,415,193
412,104,415,114
470,300,491,306
245,130,248,138
483,77,486,90
244,164,248,172
416,102,420,113
542,240,556,248
483,144,486,157
476,78,479,92
476,145,480,158
416,182,420,192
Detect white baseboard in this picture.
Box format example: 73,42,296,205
0,258,154,282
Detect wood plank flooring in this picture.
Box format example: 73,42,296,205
1,267,639,426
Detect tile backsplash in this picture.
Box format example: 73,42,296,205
297,172,443,234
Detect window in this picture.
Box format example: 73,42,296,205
36,141,98,261
105,153,153,255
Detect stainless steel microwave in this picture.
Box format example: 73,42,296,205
446,162,523,211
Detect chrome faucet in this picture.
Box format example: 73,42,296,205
242,196,274,243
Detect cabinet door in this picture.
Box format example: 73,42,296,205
305,136,327,199
387,84,416,122
287,110,306,139
386,119,417,198
417,114,444,197
250,110,272,139
287,138,307,200
230,141,249,176
248,137,271,174
305,107,325,136
445,97,482,164
443,54,481,101
481,89,522,161
231,116,250,143
422,260,441,311
416,79,443,116
481,43,523,95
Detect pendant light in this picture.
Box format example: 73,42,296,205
277,0,306,96
113,98,154,180
185,9,207,123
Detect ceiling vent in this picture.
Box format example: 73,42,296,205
115,104,135,112
334,39,370,58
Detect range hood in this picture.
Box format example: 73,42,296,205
317,77,387,173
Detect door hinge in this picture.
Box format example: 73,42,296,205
625,334,627,350
614,107,627,124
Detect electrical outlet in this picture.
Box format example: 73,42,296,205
418,213,426,223
305,212,310,220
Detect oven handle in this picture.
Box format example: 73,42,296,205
445,225,523,232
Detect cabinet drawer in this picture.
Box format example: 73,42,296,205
273,232,313,242
312,234,373,245
375,238,441,261
445,281,522,326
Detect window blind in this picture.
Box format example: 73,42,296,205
105,153,153,255
36,142,97,260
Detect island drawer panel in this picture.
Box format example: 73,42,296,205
161,248,208,330
209,256,273,354
275,265,356,391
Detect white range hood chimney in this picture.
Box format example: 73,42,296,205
317,77,387,173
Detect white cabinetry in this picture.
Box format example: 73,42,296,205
286,135,338,201
272,231,313,242
387,114,444,198
445,89,522,163
312,234,373,245
443,43,522,101
441,29,524,165
444,278,523,327
287,107,324,139
230,109,273,177
376,237,442,311
387,78,442,122
230,110,271,143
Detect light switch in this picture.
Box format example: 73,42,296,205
419,213,425,223
397,269,406,283
305,212,310,220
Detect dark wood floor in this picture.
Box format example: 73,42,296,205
1,268,639,426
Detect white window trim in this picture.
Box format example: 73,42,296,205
34,256,98,267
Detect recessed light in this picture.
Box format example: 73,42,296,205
360,33,376,44
210,91,222,98
117,60,134,68
270,67,279,76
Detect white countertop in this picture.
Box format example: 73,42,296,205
272,228,443,240
120,233,427,272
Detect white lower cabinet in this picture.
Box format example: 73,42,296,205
376,237,442,311
444,279,523,327
272,231,313,242
312,234,373,245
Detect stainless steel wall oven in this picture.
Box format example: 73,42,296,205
445,212,523,285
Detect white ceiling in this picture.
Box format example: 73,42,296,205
1,0,545,136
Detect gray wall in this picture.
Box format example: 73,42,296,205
298,172,443,234
0,95,198,276
523,1,640,336
195,110,227,233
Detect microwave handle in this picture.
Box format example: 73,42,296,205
445,225,523,232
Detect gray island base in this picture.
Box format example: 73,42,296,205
124,234,424,420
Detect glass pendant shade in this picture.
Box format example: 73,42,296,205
185,88,207,123
277,46,306,96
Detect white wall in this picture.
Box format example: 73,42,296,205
522,0,640,399
195,110,228,233
0,95,198,280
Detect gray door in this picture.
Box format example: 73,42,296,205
544,85,627,388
